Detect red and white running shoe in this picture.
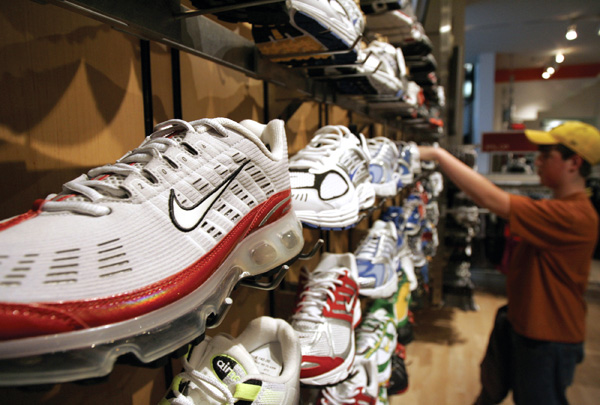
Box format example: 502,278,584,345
0,118,304,386
291,253,361,386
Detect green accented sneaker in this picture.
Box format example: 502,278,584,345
161,316,300,405
355,300,398,385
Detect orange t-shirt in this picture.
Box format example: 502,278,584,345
507,192,599,343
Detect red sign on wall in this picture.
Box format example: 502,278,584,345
482,131,538,152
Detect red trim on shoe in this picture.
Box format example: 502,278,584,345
300,356,345,379
0,200,45,232
354,391,377,404
0,190,292,341
322,270,359,325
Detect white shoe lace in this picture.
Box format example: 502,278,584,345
40,119,230,217
169,355,236,405
355,229,391,260
292,267,347,323
357,311,387,349
291,127,347,167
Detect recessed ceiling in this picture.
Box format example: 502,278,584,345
464,0,600,69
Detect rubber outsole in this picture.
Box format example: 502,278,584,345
0,211,304,387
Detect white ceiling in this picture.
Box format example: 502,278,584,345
464,0,600,69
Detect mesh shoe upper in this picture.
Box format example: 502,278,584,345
0,118,299,340
355,220,400,298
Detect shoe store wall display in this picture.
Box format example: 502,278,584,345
0,0,450,403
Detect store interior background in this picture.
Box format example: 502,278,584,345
0,0,599,403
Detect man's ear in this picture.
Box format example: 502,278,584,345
569,155,583,173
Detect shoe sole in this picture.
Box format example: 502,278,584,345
296,202,360,230
0,210,303,386
358,276,398,298
253,9,359,65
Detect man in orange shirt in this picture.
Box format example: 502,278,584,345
419,121,599,404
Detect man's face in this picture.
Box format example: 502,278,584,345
535,145,569,188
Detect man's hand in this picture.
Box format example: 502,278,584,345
417,145,510,218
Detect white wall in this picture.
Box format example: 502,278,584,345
494,76,600,128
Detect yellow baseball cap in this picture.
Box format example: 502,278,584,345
524,121,600,165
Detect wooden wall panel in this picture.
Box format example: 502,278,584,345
180,52,263,122
0,0,144,219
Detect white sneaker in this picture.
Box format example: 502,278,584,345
0,118,304,385
290,125,375,230
291,253,361,385
367,137,402,197
163,316,301,405
252,0,364,65
364,41,406,96
317,355,379,404
355,220,400,298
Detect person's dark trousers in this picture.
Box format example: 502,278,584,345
474,305,512,405
510,328,584,405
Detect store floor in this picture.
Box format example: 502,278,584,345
390,260,600,405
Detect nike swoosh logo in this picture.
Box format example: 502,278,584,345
344,292,357,314
169,160,249,232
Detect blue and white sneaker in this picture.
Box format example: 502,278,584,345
399,141,421,176
381,206,418,292
403,194,425,236
289,125,375,230
355,220,400,298
367,137,402,197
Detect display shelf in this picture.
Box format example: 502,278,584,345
45,0,407,129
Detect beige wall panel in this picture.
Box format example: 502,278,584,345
285,101,320,155
328,104,350,126
0,0,144,218
179,53,263,122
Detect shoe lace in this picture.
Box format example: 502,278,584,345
292,268,347,323
169,355,236,405
291,128,344,167
357,311,388,349
355,230,387,260
40,119,230,217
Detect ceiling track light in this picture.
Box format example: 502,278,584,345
566,24,577,40
555,52,565,63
